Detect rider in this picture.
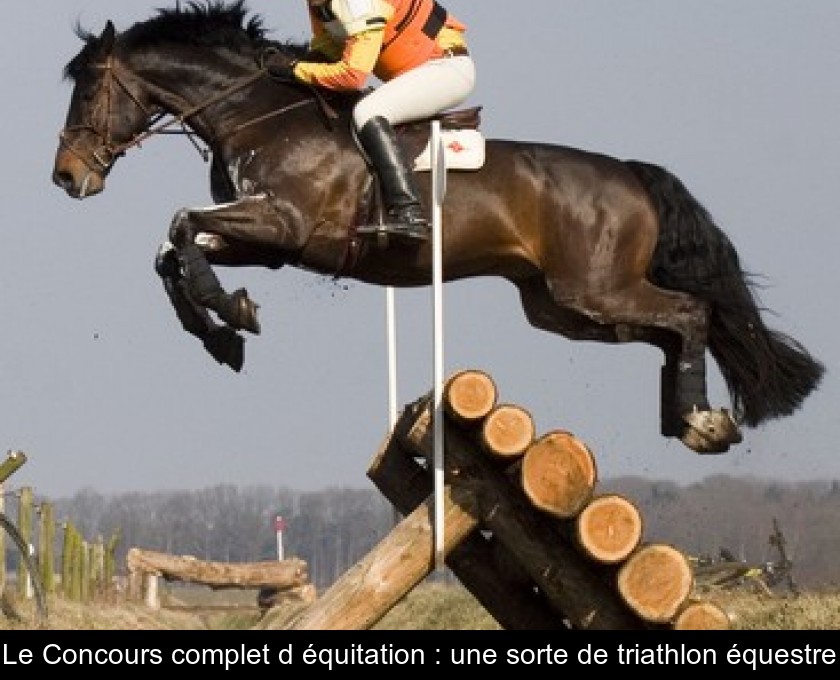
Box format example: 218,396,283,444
273,0,475,241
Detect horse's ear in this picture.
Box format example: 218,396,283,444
98,20,116,52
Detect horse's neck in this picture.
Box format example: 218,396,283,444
133,50,266,142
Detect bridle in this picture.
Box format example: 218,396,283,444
58,55,162,172
58,52,321,174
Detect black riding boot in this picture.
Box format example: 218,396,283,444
356,116,430,241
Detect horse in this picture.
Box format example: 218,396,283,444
51,1,824,456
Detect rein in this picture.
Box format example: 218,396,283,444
59,54,327,172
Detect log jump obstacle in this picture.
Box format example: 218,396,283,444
125,549,314,612
281,369,731,630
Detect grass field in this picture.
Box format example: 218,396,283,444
3,583,840,630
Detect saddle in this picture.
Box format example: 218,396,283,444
396,106,486,172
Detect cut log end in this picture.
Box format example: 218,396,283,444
481,404,535,460
444,370,498,424
575,494,643,564
521,430,597,518
671,599,731,630
617,543,694,624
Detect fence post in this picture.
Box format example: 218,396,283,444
71,529,83,601
81,539,91,602
0,451,27,485
1,450,28,599
0,482,5,598
61,521,72,598
38,502,56,595
144,572,160,610
105,531,121,595
16,486,34,598
91,536,103,596
62,521,84,601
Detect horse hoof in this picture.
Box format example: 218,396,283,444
227,288,261,335
680,408,742,455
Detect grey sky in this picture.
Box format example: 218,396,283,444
2,1,838,499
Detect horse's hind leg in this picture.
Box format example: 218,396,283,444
515,277,621,343
523,275,741,453
558,280,742,454
154,242,244,372
517,276,691,437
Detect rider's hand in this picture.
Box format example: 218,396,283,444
263,49,299,81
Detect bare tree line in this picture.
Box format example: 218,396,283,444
5,475,839,591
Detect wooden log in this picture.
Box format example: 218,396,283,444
521,430,597,519
444,369,497,425
257,584,317,610
671,599,731,630
398,400,645,630
617,543,694,624
575,494,643,565
480,403,535,461
367,428,568,630
693,560,757,588
125,548,309,590
283,484,481,630
409,393,535,465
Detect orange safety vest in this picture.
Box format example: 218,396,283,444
375,0,467,80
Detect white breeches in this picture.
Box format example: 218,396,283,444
352,55,476,129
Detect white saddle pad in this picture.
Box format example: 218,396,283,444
413,129,485,172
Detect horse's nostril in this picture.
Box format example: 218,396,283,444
53,169,72,188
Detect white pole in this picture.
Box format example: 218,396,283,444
25,544,34,599
275,515,285,561
430,120,446,571
386,285,399,526
386,286,398,436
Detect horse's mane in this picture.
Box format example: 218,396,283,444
64,0,310,80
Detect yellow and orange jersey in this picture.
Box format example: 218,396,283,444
294,0,467,90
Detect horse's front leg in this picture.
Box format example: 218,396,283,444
167,194,310,334
167,199,287,335
154,242,245,372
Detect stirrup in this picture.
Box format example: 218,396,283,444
356,221,429,242
357,205,430,242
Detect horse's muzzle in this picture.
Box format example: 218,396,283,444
52,148,106,199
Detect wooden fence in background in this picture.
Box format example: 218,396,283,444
0,450,120,614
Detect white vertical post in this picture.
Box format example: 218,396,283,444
383,123,446,561
430,120,446,571
386,287,398,430
144,572,160,610
386,286,400,526
25,544,34,599
275,515,285,561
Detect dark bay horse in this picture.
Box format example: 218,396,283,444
52,1,824,455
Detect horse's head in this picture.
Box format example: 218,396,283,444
53,21,158,199
51,3,312,201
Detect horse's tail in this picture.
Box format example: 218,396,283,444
626,160,824,427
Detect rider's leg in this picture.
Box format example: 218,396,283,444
353,54,475,240
356,115,429,239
